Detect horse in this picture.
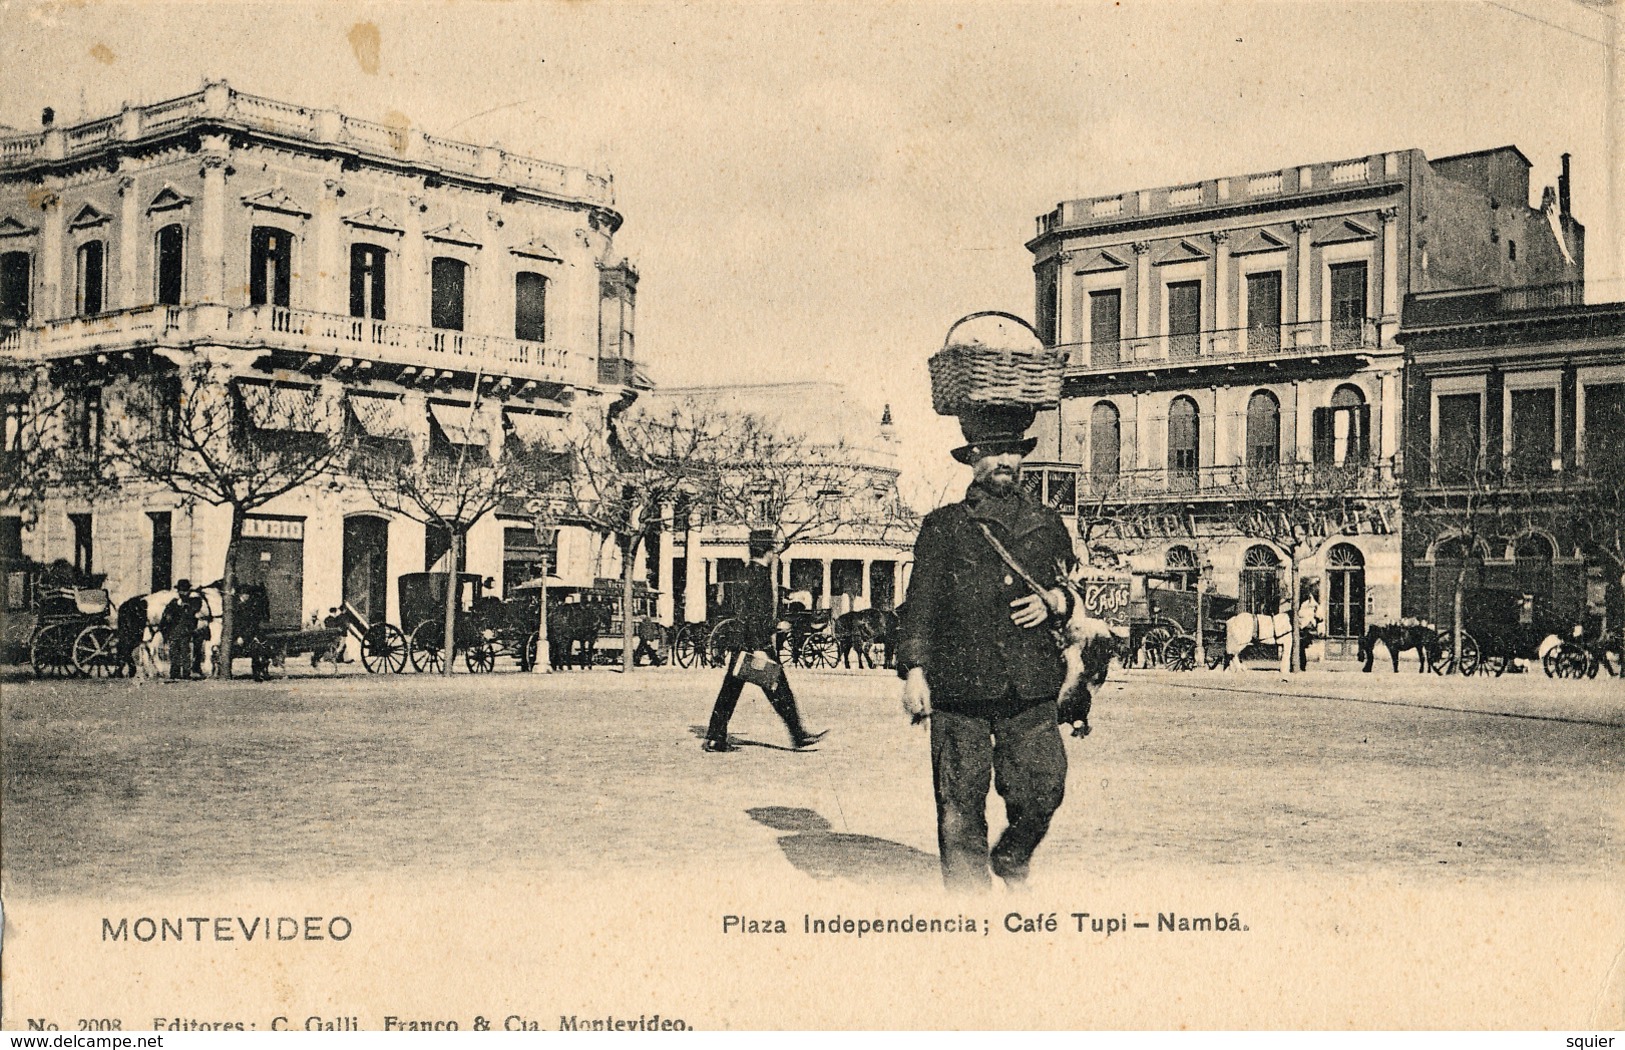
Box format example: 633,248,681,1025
116,583,225,678
1358,621,1442,673
832,608,898,670
1221,610,1295,670
548,601,611,670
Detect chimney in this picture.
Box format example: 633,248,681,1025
1559,152,1571,217
40,107,54,127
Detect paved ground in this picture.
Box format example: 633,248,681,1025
5,661,1621,896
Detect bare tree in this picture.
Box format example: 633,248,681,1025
557,392,733,671
110,362,352,676
0,362,70,523
355,402,562,675
1567,453,1625,672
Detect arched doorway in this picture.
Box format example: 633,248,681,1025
1429,536,1484,628
1512,534,1554,603
1240,544,1281,614
1324,542,1365,661
343,515,390,628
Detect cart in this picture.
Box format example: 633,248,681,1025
29,585,117,678
1124,571,1234,671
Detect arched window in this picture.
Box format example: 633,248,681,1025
1315,383,1370,466
1090,401,1120,489
1246,389,1280,482
1166,544,1198,591
1325,543,1365,640
155,224,184,306
1168,396,1200,491
75,240,104,316
1513,533,1555,602
1241,544,1281,614
1429,535,1484,626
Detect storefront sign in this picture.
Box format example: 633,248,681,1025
243,517,305,541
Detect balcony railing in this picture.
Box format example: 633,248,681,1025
0,303,572,384
1023,458,1399,505
1056,318,1381,373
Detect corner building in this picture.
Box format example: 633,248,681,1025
1026,147,1583,662
0,81,644,629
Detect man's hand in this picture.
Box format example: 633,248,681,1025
902,667,932,723
1010,588,1067,629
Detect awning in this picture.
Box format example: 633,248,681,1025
428,401,491,447
239,383,322,432
504,410,566,450
348,394,415,440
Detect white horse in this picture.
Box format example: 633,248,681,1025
1223,610,1295,671
116,584,224,677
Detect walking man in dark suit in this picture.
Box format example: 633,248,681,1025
702,529,827,753
896,404,1078,891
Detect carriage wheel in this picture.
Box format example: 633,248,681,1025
1456,632,1481,676
410,620,447,674
73,624,121,677
803,632,836,669
464,640,496,674
1481,652,1509,677
671,624,699,668
1162,634,1197,671
1548,642,1590,680
1431,639,1456,676
519,631,541,672
31,623,81,678
361,623,409,674
706,619,745,667
1141,626,1173,668
1542,647,1561,678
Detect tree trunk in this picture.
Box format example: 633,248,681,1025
1283,558,1298,674
214,506,244,679
1453,562,1468,674
621,533,639,673
1617,570,1624,682
442,529,460,677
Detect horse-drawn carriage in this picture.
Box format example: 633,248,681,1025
28,583,119,677
400,572,542,673
1432,588,1593,678
1119,571,1232,671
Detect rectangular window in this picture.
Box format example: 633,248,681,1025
148,511,172,592
1089,289,1121,366
1329,261,1367,348
155,224,184,306
0,251,30,328
1246,271,1282,353
1585,383,1625,466
1166,280,1200,360
70,512,92,576
431,257,466,331
1436,393,1482,483
515,271,547,342
1508,388,1556,476
76,386,103,452
349,244,388,320
249,227,292,308
76,241,104,316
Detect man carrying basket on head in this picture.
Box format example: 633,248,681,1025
702,529,827,753
897,312,1083,893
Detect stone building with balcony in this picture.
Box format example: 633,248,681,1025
1025,146,1584,662
0,81,645,632
1397,287,1624,633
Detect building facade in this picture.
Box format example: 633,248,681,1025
1025,146,1584,661
648,382,913,626
0,81,644,632
1397,288,1625,632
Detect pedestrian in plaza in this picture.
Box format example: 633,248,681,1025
896,402,1079,892
701,529,827,753
159,579,200,681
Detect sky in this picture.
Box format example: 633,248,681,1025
0,0,1616,507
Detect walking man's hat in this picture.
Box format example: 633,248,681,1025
950,403,1038,465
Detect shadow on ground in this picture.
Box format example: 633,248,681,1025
748,806,938,886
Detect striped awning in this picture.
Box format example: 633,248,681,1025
504,410,566,450
428,401,491,448
239,383,322,432
348,394,415,440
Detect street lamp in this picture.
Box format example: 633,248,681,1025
1194,556,1215,669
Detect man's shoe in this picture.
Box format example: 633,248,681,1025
793,729,828,750
702,738,737,753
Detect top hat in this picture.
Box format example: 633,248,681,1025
950,403,1038,465
174,579,192,592
747,528,777,556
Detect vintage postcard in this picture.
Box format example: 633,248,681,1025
1,0,1621,1033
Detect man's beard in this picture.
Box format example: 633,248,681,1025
982,468,1019,497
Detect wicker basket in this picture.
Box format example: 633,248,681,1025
929,311,1063,416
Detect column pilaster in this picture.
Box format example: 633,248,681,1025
1379,207,1400,345
117,172,140,308
37,190,62,321
1211,230,1231,354
1293,219,1314,346
198,140,230,304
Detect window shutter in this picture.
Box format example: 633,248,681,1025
1312,407,1334,464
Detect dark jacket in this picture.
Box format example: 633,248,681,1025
896,482,1076,717
733,560,778,652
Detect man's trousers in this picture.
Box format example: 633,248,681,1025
929,699,1067,892
704,651,813,747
